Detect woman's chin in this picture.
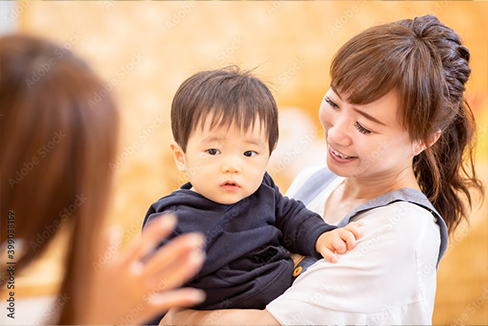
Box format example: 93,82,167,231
326,158,361,178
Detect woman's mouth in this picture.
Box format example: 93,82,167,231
328,145,358,162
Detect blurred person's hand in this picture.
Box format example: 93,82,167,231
76,213,206,325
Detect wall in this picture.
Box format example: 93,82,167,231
8,1,488,324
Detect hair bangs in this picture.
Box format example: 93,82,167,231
175,66,278,153
330,25,410,106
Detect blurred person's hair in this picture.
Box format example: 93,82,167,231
0,34,119,324
171,66,279,154
330,14,484,235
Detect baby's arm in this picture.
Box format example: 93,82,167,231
315,222,362,263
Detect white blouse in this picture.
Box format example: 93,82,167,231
266,166,441,325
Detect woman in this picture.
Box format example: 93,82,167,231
163,15,484,325
0,35,206,324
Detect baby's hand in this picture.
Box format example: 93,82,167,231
315,222,362,263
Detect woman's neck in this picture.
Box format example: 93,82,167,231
340,166,420,203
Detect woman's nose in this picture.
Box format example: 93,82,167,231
327,117,352,147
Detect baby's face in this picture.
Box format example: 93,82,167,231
180,118,270,205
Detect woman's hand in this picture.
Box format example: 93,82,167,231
76,213,206,325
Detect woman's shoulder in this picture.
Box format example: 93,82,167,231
285,165,331,197
354,202,441,255
357,201,439,231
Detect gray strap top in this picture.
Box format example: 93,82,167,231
293,166,449,267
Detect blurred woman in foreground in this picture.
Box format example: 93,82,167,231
0,34,205,324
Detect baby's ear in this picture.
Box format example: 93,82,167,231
170,140,186,172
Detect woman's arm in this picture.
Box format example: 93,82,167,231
162,307,280,325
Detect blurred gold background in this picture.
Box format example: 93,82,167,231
5,1,488,324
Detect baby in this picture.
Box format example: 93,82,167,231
142,66,360,312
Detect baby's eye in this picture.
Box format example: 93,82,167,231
206,149,221,155
243,151,257,157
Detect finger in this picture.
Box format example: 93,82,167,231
151,248,205,292
340,231,357,251
144,288,206,323
331,236,347,254
124,213,178,265
344,222,362,240
96,224,123,265
107,224,123,248
320,248,338,263
144,232,205,288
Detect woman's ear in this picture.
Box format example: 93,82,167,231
170,140,187,172
412,130,442,156
412,140,426,157
429,129,442,147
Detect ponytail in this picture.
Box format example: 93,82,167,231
415,99,484,234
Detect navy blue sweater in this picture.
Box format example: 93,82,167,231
142,173,335,310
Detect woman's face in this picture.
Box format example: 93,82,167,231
319,88,419,181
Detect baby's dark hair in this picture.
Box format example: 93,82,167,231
171,66,279,154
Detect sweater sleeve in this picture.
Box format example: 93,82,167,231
264,173,337,258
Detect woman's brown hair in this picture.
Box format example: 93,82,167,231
0,35,119,323
329,15,484,235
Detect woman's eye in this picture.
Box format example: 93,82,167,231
206,149,221,155
355,122,372,135
325,96,339,109
243,151,257,157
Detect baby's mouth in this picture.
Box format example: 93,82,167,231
221,181,240,191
